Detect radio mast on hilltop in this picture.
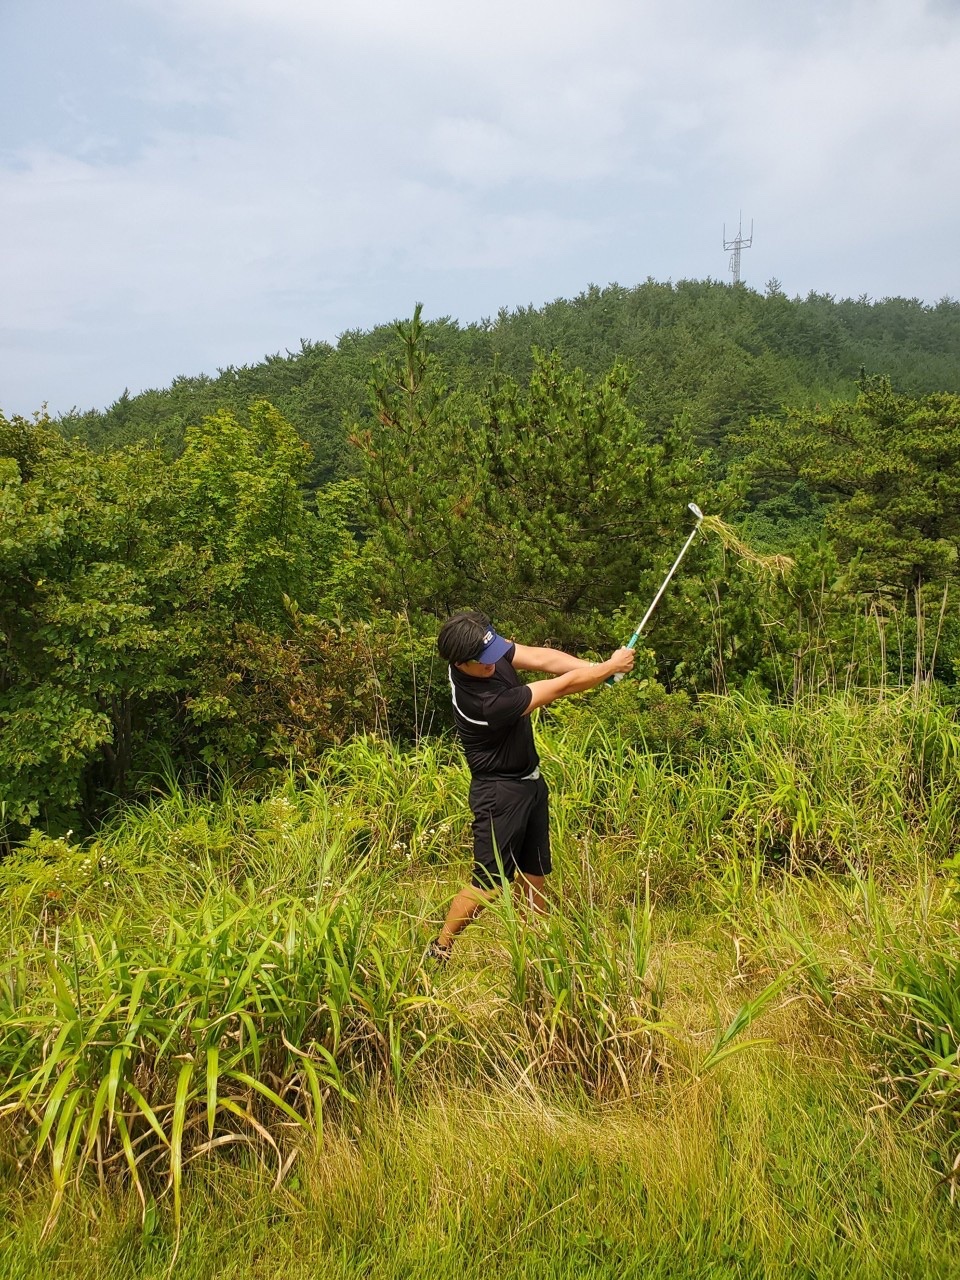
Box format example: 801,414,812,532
723,214,753,285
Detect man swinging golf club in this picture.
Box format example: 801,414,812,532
428,612,635,961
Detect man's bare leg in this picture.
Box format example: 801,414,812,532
437,885,496,949
513,872,548,917
435,874,548,955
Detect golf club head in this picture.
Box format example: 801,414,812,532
688,502,704,521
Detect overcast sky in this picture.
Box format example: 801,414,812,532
2,0,959,417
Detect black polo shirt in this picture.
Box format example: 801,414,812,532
448,644,538,778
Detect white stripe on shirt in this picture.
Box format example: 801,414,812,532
448,669,489,725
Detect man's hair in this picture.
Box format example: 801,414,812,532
437,611,490,665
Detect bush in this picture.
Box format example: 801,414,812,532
547,677,707,762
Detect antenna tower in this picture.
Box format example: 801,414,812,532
723,214,753,285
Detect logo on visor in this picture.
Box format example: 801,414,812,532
483,630,494,644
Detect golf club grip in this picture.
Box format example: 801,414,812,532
605,633,640,685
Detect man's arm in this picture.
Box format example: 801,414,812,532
511,643,595,675
522,647,635,715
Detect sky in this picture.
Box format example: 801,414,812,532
2,0,959,417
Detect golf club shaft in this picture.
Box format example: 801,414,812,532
608,517,703,684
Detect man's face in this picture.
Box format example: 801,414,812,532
455,660,496,679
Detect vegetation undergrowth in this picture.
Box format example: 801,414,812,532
2,687,959,1276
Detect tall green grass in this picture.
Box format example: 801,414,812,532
4,1060,960,1279
2,685,959,1273
0,866,445,1234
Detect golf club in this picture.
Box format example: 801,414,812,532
608,502,704,684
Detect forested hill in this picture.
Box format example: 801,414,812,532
58,280,960,485
6,279,960,835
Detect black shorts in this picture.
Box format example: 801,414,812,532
469,775,551,890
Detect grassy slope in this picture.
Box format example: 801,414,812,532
1,692,959,1278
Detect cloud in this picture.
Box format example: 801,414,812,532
709,3,960,244
1,0,958,414
146,0,624,65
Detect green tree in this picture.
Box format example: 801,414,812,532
738,379,960,598
176,400,327,626
352,307,710,648
1,415,184,826
0,403,362,834
350,304,487,616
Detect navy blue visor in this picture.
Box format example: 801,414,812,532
473,627,511,664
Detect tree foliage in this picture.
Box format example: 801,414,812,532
0,405,363,833
55,283,960,490
739,379,960,598
5,285,960,838
353,306,716,648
